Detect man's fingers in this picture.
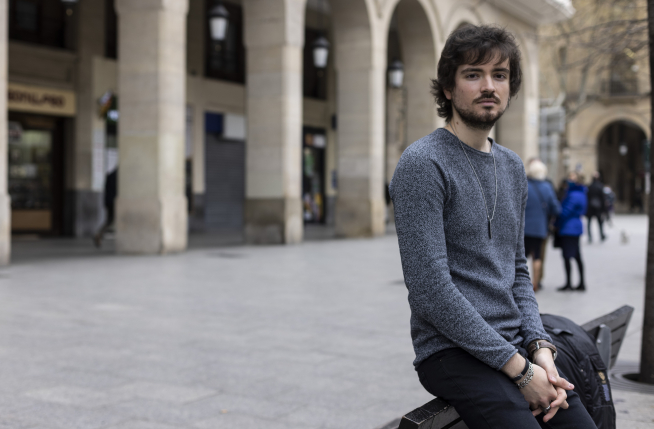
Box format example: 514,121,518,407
542,390,570,423
550,387,568,409
552,376,575,390
532,408,542,417
541,363,560,384
539,361,575,391
543,405,560,423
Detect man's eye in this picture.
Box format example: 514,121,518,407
496,74,507,79
466,74,478,79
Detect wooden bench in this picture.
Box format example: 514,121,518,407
390,305,635,429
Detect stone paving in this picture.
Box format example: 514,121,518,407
0,215,652,428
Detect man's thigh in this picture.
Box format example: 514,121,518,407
417,348,596,429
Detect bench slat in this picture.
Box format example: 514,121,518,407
398,398,462,429
581,305,634,333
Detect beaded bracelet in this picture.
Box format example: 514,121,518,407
517,362,534,389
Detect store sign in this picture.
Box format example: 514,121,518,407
7,83,76,117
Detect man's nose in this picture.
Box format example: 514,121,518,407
480,75,496,93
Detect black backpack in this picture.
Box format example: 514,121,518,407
540,314,616,429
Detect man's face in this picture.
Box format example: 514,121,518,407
444,56,511,131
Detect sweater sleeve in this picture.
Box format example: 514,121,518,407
512,180,553,349
391,152,517,370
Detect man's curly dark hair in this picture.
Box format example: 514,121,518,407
431,25,522,122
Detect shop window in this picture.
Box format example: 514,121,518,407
105,0,118,59
303,28,328,100
8,113,65,234
9,0,72,49
205,1,245,84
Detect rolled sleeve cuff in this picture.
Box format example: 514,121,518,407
495,347,519,372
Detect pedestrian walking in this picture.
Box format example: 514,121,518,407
586,172,606,243
390,24,594,429
525,160,560,292
93,168,117,248
556,172,587,292
632,187,644,213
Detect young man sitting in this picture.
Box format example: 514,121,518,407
390,25,597,428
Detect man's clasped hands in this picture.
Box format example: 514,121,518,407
502,349,574,423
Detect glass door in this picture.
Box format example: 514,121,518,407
8,114,60,232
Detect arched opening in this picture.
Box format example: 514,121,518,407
301,0,333,229
597,121,648,212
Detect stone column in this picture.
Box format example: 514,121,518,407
497,40,539,162
0,0,10,265
332,0,385,237
71,0,105,237
115,0,189,254
242,0,305,244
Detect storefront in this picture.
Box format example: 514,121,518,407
7,83,76,234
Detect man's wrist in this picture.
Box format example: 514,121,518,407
501,352,527,381
512,357,531,382
528,340,557,361
533,347,555,362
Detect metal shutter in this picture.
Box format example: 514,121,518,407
204,134,245,230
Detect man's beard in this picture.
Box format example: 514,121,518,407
451,94,508,131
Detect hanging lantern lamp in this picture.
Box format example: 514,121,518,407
209,2,230,42
388,60,405,88
313,35,330,69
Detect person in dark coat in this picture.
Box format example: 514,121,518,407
524,160,560,292
557,172,587,291
93,168,117,248
586,172,606,243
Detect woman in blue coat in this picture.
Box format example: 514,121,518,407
556,172,588,291
524,160,560,292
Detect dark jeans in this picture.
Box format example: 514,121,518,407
587,214,605,241
417,348,597,429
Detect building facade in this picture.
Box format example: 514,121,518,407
539,0,651,212
0,0,573,262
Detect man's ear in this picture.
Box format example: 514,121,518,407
444,87,452,100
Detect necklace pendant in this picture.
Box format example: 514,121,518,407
488,220,492,239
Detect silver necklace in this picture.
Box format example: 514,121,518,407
450,126,498,239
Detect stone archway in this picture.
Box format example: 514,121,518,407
597,121,649,212
242,0,386,242
444,4,483,36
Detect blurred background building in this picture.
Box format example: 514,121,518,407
539,0,651,212
0,0,574,262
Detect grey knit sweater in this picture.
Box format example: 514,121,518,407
390,128,552,371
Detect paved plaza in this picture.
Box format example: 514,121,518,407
1,215,652,428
